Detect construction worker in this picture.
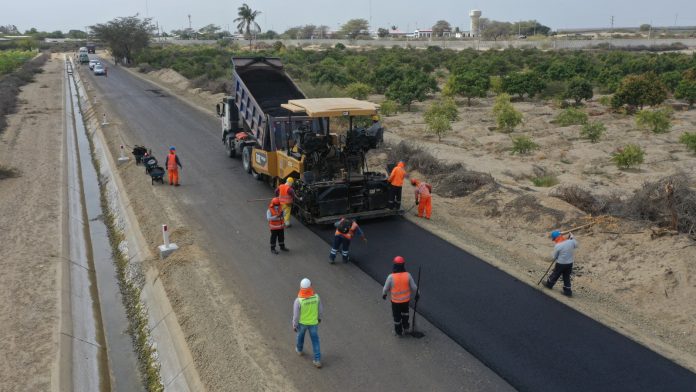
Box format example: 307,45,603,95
411,178,433,219
387,161,406,209
292,278,323,368
164,146,182,186
267,198,288,254
543,230,578,297
367,115,383,143
275,177,296,227
329,217,366,264
382,256,418,336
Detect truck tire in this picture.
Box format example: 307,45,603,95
242,146,252,173
226,139,236,158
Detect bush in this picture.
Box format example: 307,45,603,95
334,43,346,50
564,77,593,104
636,108,672,134
611,144,644,169
532,175,558,187
490,76,504,94
493,94,523,132
580,122,605,143
679,132,696,154
424,97,458,122
554,108,588,126
598,96,611,107
379,100,398,116
345,82,372,100
510,135,539,155
425,113,452,142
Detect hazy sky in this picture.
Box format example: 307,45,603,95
4,0,696,34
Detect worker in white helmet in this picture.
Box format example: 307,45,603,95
292,278,323,368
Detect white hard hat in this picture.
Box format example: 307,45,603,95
300,278,311,289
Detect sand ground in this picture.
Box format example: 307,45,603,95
0,54,64,391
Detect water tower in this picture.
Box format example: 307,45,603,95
470,9,482,37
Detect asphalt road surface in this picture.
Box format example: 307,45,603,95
87,58,511,392
87,58,696,391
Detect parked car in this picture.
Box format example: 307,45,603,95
89,59,100,70
93,64,106,76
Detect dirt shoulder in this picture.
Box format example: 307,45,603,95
0,54,64,391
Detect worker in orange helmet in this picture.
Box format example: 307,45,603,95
267,197,288,254
275,177,296,227
387,161,406,209
382,256,419,337
164,146,182,186
411,178,433,219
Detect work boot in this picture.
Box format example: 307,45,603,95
563,288,573,297
271,248,279,255
175,183,180,187
280,246,289,252
313,360,322,369
329,256,336,264
543,280,554,289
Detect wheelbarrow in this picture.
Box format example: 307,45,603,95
143,156,158,175
148,166,165,185
132,145,148,165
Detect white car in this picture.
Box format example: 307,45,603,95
93,64,106,76
89,59,100,70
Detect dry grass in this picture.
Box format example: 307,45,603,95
0,53,49,133
624,174,696,235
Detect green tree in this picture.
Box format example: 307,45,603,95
445,70,490,106
91,16,155,64
675,78,696,108
564,77,593,104
309,57,350,86
346,82,372,100
502,71,546,100
198,24,221,40
377,28,389,38
370,62,403,94
639,24,651,32
67,29,88,39
580,122,605,143
481,21,512,41
234,3,261,48
432,20,452,37
340,19,369,39
636,108,672,133
301,25,317,39
493,94,523,132
425,113,452,142
424,98,458,123
612,73,668,110
385,67,436,111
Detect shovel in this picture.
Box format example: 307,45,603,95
409,266,425,338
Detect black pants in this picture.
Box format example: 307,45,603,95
388,185,402,209
270,229,285,250
547,263,573,294
391,301,410,335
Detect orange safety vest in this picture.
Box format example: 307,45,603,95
388,166,406,187
416,182,432,198
390,272,411,303
268,206,285,230
335,220,359,240
278,183,293,204
167,153,178,171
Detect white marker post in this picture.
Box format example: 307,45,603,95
117,144,129,164
158,224,178,259
101,113,109,126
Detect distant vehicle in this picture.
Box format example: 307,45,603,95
518,35,527,39
79,53,89,64
79,46,88,54
86,43,96,53
88,59,100,70
93,64,106,76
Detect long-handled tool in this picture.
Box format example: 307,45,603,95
410,266,425,338
537,257,557,286
246,197,274,202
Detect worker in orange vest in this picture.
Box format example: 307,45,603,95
382,256,419,336
387,161,406,209
267,198,288,254
164,146,182,186
329,217,367,264
411,178,433,219
274,177,296,227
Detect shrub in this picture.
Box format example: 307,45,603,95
532,175,558,187
510,135,539,155
345,82,372,100
379,100,398,116
612,144,644,169
425,113,452,142
424,97,458,122
580,122,605,143
679,132,696,154
636,108,672,134
612,73,668,110
490,76,504,94
675,78,696,108
598,96,611,107
564,77,594,104
554,108,588,126
334,43,346,50
493,94,523,132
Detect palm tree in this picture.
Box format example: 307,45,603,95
234,3,261,49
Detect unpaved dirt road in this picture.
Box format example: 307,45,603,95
0,54,63,391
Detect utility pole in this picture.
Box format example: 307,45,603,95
610,15,614,34
188,14,192,30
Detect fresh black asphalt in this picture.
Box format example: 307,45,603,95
311,216,696,392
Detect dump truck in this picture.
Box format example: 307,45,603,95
217,57,396,224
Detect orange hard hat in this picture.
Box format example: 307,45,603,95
410,178,419,186
397,161,405,168
271,197,280,205
393,256,405,264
